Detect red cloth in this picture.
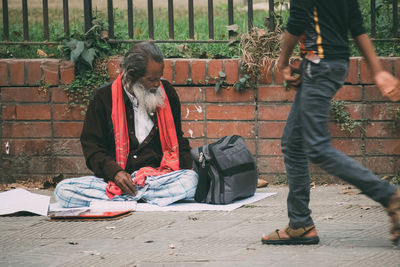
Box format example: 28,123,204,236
106,74,179,199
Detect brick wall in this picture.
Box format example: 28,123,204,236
0,58,399,184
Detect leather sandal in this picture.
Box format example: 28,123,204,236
261,225,320,245
387,188,400,245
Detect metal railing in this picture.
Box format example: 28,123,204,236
0,0,399,45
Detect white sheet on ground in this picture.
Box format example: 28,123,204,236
48,192,276,214
0,188,50,216
135,192,276,212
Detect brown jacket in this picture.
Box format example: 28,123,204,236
80,79,193,182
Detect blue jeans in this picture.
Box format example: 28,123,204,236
282,58,397,228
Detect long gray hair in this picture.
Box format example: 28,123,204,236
120,42,164,83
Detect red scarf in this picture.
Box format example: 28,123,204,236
106,74,180,199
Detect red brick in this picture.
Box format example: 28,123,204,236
1,87,50,102
259,122,286,138
258,157,285,173
163,59,173,82
258,139,282,156
107,57,122,81
365,139,400,155
53,139,83,155
329,123,362,138
182,121,204,138
42,60,60,86
2,105,16,120
258,104,291,121
345,57,359,84
258,63,273,84
360,57,393,84
365,156,400,174
2,122,52,138
181,104,204,121
191,60,206,85
16,104,51,120
0,61,8,86
223,59,239,84
53,156,88,173
205,86,255,102
332,139,363,156
365,103,400,120
60,61,75,84
52,87,69,103
3,156,51,175
53,122,83,138
364,85,388,101
343,103,363,120
207,59,223,84
1,139,52,156
175,60,190,85
53,104,85,121
258,86,296,102
26,60,42,86
9,61,25,86
206,105,255,120
334,85,362,101
175,87,203,102
189,138,205,148
244,139,256,155
206,122,255,138
365,122,400,138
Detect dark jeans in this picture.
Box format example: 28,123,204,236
281,58,397,228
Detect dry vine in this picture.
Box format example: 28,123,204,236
240,25,283,83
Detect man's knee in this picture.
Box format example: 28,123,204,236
54,179,70,200
306,144,329,164
181,169,198,183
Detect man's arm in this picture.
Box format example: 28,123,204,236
277,31,302,88
354,34,400,101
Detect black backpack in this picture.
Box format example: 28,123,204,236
191,135,258,204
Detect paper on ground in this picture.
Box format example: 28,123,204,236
136,192,276,212
0,188,50,216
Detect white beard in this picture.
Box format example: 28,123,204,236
123,76,165,114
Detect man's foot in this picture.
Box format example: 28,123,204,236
387,188,400,245
261,225,319,245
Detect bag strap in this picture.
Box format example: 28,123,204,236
194,147,211,202
208,140,227,204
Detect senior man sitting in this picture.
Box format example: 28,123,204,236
55,42,198,207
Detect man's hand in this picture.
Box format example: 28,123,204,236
374,71,400,102
279,64,302,91
114,171,138,196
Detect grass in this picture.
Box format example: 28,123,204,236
0,1,398,59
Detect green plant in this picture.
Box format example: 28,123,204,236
36,78,51,95
390,173,400,185
273,175,287,185
389,106,400,130
64,61,109,114
62,19,116,113
215,71,227,93
330,100,364,134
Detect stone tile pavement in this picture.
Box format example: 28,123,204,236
0,185,399,266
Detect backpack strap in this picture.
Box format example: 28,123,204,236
194,147,211,202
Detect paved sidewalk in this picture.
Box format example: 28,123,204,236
1,185,399,266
